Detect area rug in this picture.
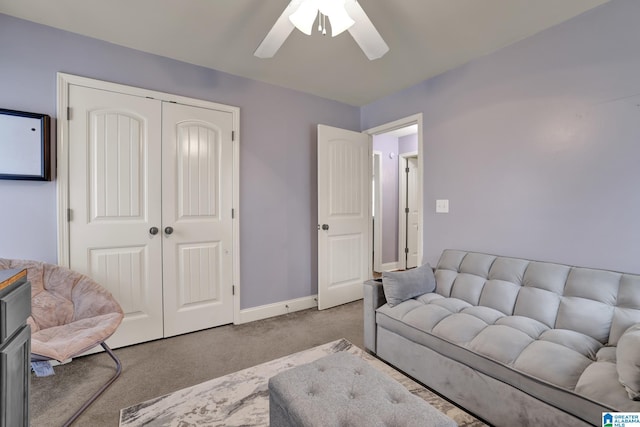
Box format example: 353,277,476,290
120,339,485,426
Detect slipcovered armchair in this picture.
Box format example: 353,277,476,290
0,258,124,427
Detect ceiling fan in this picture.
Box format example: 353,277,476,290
255,0,389,60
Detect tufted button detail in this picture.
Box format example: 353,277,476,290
388,393,403,404
307,384,319,397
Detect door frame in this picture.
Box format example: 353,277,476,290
56,73,241,324
364,113,423,268
372,151,383,272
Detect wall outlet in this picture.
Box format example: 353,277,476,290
436,199,449,213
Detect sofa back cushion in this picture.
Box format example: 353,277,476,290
435,250,640,345
516,262,569,329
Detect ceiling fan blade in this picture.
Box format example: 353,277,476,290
344,0,389,60
254,1,302,58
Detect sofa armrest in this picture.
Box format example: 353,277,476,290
364,279,387,353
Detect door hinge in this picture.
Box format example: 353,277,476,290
232,208,235,219
232,131,235,141
232,285,235,295
67,107,72,120
405,247,409,254
405,167,410,173
67,208,73,222
405,207,410,213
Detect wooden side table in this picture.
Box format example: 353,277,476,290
0,268,31,427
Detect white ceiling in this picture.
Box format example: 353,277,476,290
0,0,608,106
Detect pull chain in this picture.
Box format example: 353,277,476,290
317,11,327,35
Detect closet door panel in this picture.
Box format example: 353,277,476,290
162,102,234,337
68,85,164,347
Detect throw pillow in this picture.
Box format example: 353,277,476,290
617,323,640,400
382,263,436,307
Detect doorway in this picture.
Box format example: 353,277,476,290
365,114,423,273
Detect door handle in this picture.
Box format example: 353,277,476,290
149,227,159,235
164,226,174,235
321,224,329,231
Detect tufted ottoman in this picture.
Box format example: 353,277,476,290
268,352,457,427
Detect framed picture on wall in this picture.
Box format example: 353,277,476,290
0,108,51,181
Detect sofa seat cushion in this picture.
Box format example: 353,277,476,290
539,329,601,359
514,340,593,389
494,315,549,339
575,360,640,411
376,295,640,417
468,325,534,365
617,324,640,400
432,313,489,345
597,346,617,363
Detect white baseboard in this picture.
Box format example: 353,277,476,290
236,295,318,325
382,261,400,272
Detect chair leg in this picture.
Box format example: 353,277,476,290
63,342,122,427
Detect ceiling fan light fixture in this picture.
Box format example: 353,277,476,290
325,6,355,36
256,0,388,60
289,1,319,35
289,0,355,37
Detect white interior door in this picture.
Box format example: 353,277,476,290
399,154,419,269
161,102,234,337
68,85,164,348
317,125,371,310
406,156,419,268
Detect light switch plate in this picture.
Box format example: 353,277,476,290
436,199,449,213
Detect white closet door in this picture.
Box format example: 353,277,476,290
161,102,234,337
68,84,164,348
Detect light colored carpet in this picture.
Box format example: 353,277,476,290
119,339,485,427
31,301,365,426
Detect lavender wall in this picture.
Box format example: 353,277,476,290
372,134,399,264
399,134,418,155
0,14,360,309
362,0,640,274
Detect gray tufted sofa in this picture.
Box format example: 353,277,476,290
364,250,640,426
